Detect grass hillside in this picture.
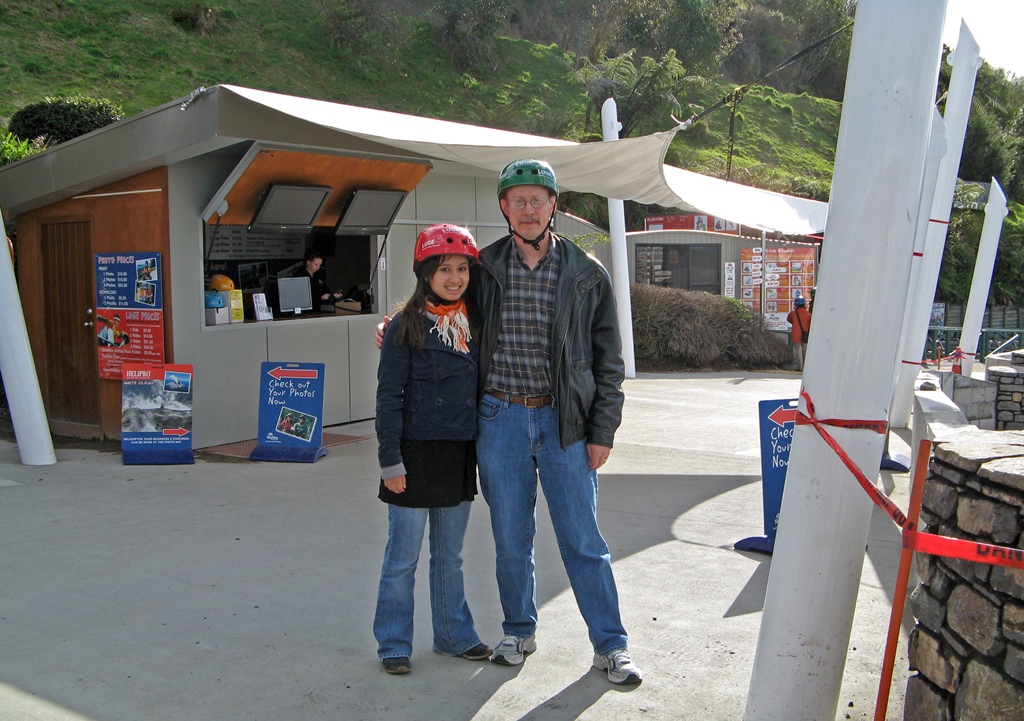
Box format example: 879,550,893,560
0,0,840,204
0,1,586,130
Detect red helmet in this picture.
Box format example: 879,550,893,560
413,224,478,271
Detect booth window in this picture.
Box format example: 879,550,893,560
636,243,721,294
202,185,408,325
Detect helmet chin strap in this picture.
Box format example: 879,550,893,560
506,210,554,251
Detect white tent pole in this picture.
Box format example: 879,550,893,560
890,21,981,427
743,1,945,719
0,212,57,465
601,97,636,378
960,180,1009,376
895,108,947,373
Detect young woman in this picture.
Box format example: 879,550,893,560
373,223,490,674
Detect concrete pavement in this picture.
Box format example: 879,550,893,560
0,372,913,720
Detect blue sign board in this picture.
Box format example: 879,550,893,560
250,362,328,462
735,398,798,554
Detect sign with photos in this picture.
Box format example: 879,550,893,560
120,362,194,465
95,252,165,379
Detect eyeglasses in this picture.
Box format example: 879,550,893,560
506,196,552,211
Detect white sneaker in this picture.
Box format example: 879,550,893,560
593,648,643,685
490,634,537,666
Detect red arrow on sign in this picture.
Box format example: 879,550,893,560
162,427,190,437
768,405,798,427
267,366,319,380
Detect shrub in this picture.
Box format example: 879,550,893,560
315,0,403,50
0,131,44,166
9,96,125,146
631,283,790,370
171,5,223,35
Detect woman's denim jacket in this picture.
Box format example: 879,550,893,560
375,310,479,475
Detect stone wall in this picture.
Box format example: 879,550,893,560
906,431,1024,721
936,371,997,430
985,350,1024,430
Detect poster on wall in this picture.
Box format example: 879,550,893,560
739,247,764,314
95,252,166,379
740,247,816,332
120,362,194,465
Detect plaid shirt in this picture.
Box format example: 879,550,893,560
485,239,560,395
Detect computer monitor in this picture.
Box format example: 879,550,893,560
248,184,332,234
276,276,313,315
335,189,408,236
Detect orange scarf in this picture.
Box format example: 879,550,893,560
425,299,472,353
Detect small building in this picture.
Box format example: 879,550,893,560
0,84,826,447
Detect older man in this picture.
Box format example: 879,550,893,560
471,159,640,685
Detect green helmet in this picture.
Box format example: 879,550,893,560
498,159,558,197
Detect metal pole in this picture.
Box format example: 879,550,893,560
0,212,57,465
890,21,981,426
874,438,932,721
601,97,636,378
960,180,1008,376
743,2,945,719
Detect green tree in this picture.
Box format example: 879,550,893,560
574,49,698,137
723,0,852,100
939,189,1024,306
990,201,1024,305
1008,107,1024,203
937,51,1024,204
433,0,511,68
508,0,657,65
625,0,741,77
959,106,1015,187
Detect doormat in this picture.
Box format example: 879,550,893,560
197,433,369,460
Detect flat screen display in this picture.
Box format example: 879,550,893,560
277,276,313,315
335,189,408,235
249,184,332,234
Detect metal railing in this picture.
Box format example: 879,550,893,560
924,327,1023,361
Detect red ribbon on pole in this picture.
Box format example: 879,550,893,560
796,388,1024,570
795,388,906,527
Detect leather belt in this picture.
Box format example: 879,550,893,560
489,390,554,408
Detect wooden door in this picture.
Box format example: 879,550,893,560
40,221,101,433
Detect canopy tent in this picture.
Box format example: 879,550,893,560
0,84,828,236
221,86,829,235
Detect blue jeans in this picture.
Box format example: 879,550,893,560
374,501,483,659
476,394,628,656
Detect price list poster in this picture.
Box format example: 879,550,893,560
740,247,816,331
95,252,166,380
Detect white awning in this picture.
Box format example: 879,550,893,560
222,86,829,235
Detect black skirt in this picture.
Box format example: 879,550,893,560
378,439,477,508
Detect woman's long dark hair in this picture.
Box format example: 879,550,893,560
394,254,478,349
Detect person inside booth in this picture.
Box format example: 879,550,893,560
296,249,344,308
